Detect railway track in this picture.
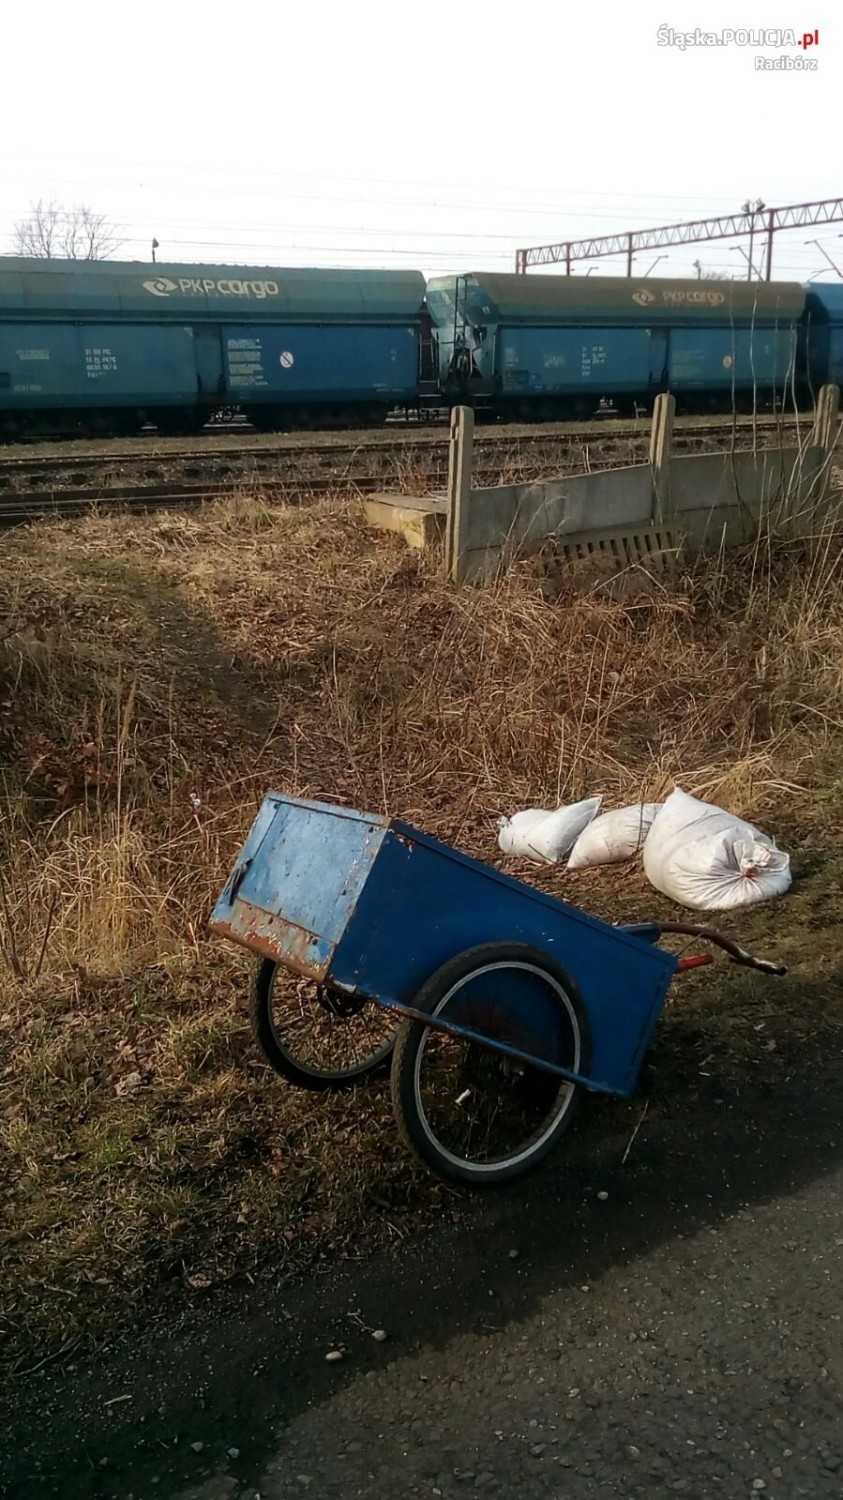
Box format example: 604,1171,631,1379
0,414,807,494
0,466,563,525
0,411,798,462
0,413,816,527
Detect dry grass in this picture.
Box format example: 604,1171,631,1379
2,489,843,1364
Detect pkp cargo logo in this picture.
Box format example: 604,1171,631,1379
632,287,727,308
143,278,178,297
141,276,280,300
663,290,727,306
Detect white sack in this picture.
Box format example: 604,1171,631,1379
567,803,662,870
498,797,602,865
642,787,791,910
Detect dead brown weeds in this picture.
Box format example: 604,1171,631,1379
2,489,843,1363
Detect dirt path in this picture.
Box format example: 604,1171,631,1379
3,1026,841,1500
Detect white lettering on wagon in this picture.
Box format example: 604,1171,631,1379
142,277,279,300
662,289,726,306
631,287,727,308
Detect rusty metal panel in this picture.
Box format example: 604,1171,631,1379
208,795,388,976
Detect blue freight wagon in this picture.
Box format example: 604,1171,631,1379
801,283,843,398
425,272,806,419
0,258,427,437
0,254,833,442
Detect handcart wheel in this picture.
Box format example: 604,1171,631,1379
250,959,397,1091
390,942,590,1187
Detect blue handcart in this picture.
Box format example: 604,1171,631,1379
210,794,785,1187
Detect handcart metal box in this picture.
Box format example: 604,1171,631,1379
210,793,677,1098
211,794,784,1187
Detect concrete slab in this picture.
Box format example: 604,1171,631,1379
363,493,446,551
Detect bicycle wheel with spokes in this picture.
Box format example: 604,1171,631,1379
249,959,397,1091
391,943,590,1187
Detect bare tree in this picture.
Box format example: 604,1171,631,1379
11,199,122,260
13,198,62,257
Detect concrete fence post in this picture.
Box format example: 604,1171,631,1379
445,404,474,584
649,393,676,527
810,384,840,505
812,382,840,452
812,382,840,450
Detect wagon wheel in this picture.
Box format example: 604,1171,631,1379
390,943,590,1187
250,959,397,1091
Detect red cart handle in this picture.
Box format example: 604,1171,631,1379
676,954,714,972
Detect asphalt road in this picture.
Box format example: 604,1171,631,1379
3,1043,842,1500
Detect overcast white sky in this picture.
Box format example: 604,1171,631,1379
1,1,837,283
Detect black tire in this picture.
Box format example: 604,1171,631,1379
390,942,591,1188
249,959,397,1092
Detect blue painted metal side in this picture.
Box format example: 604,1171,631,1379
667,325,797,391
496,326,665,397
800,286,843,391
330,826,676,1098
0,321,199,409
222,322,420,401
210,796,677,1099
823,328,843,388
0,317,421,412
803,283,843,321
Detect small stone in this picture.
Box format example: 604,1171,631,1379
509,1249,519,1260
191,1441,204,1454
98,1458,108,1468
296,1478,313,1489
597,1191,609,1201
372,1329,388,1343
115,1070,143,1097
581,1285,590,1293
228,1447,241,1460
771,1469,782,1480
752,1483,766,1492
629,1446,641,1458
325,1350,343,1363
568,1388,580,1398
